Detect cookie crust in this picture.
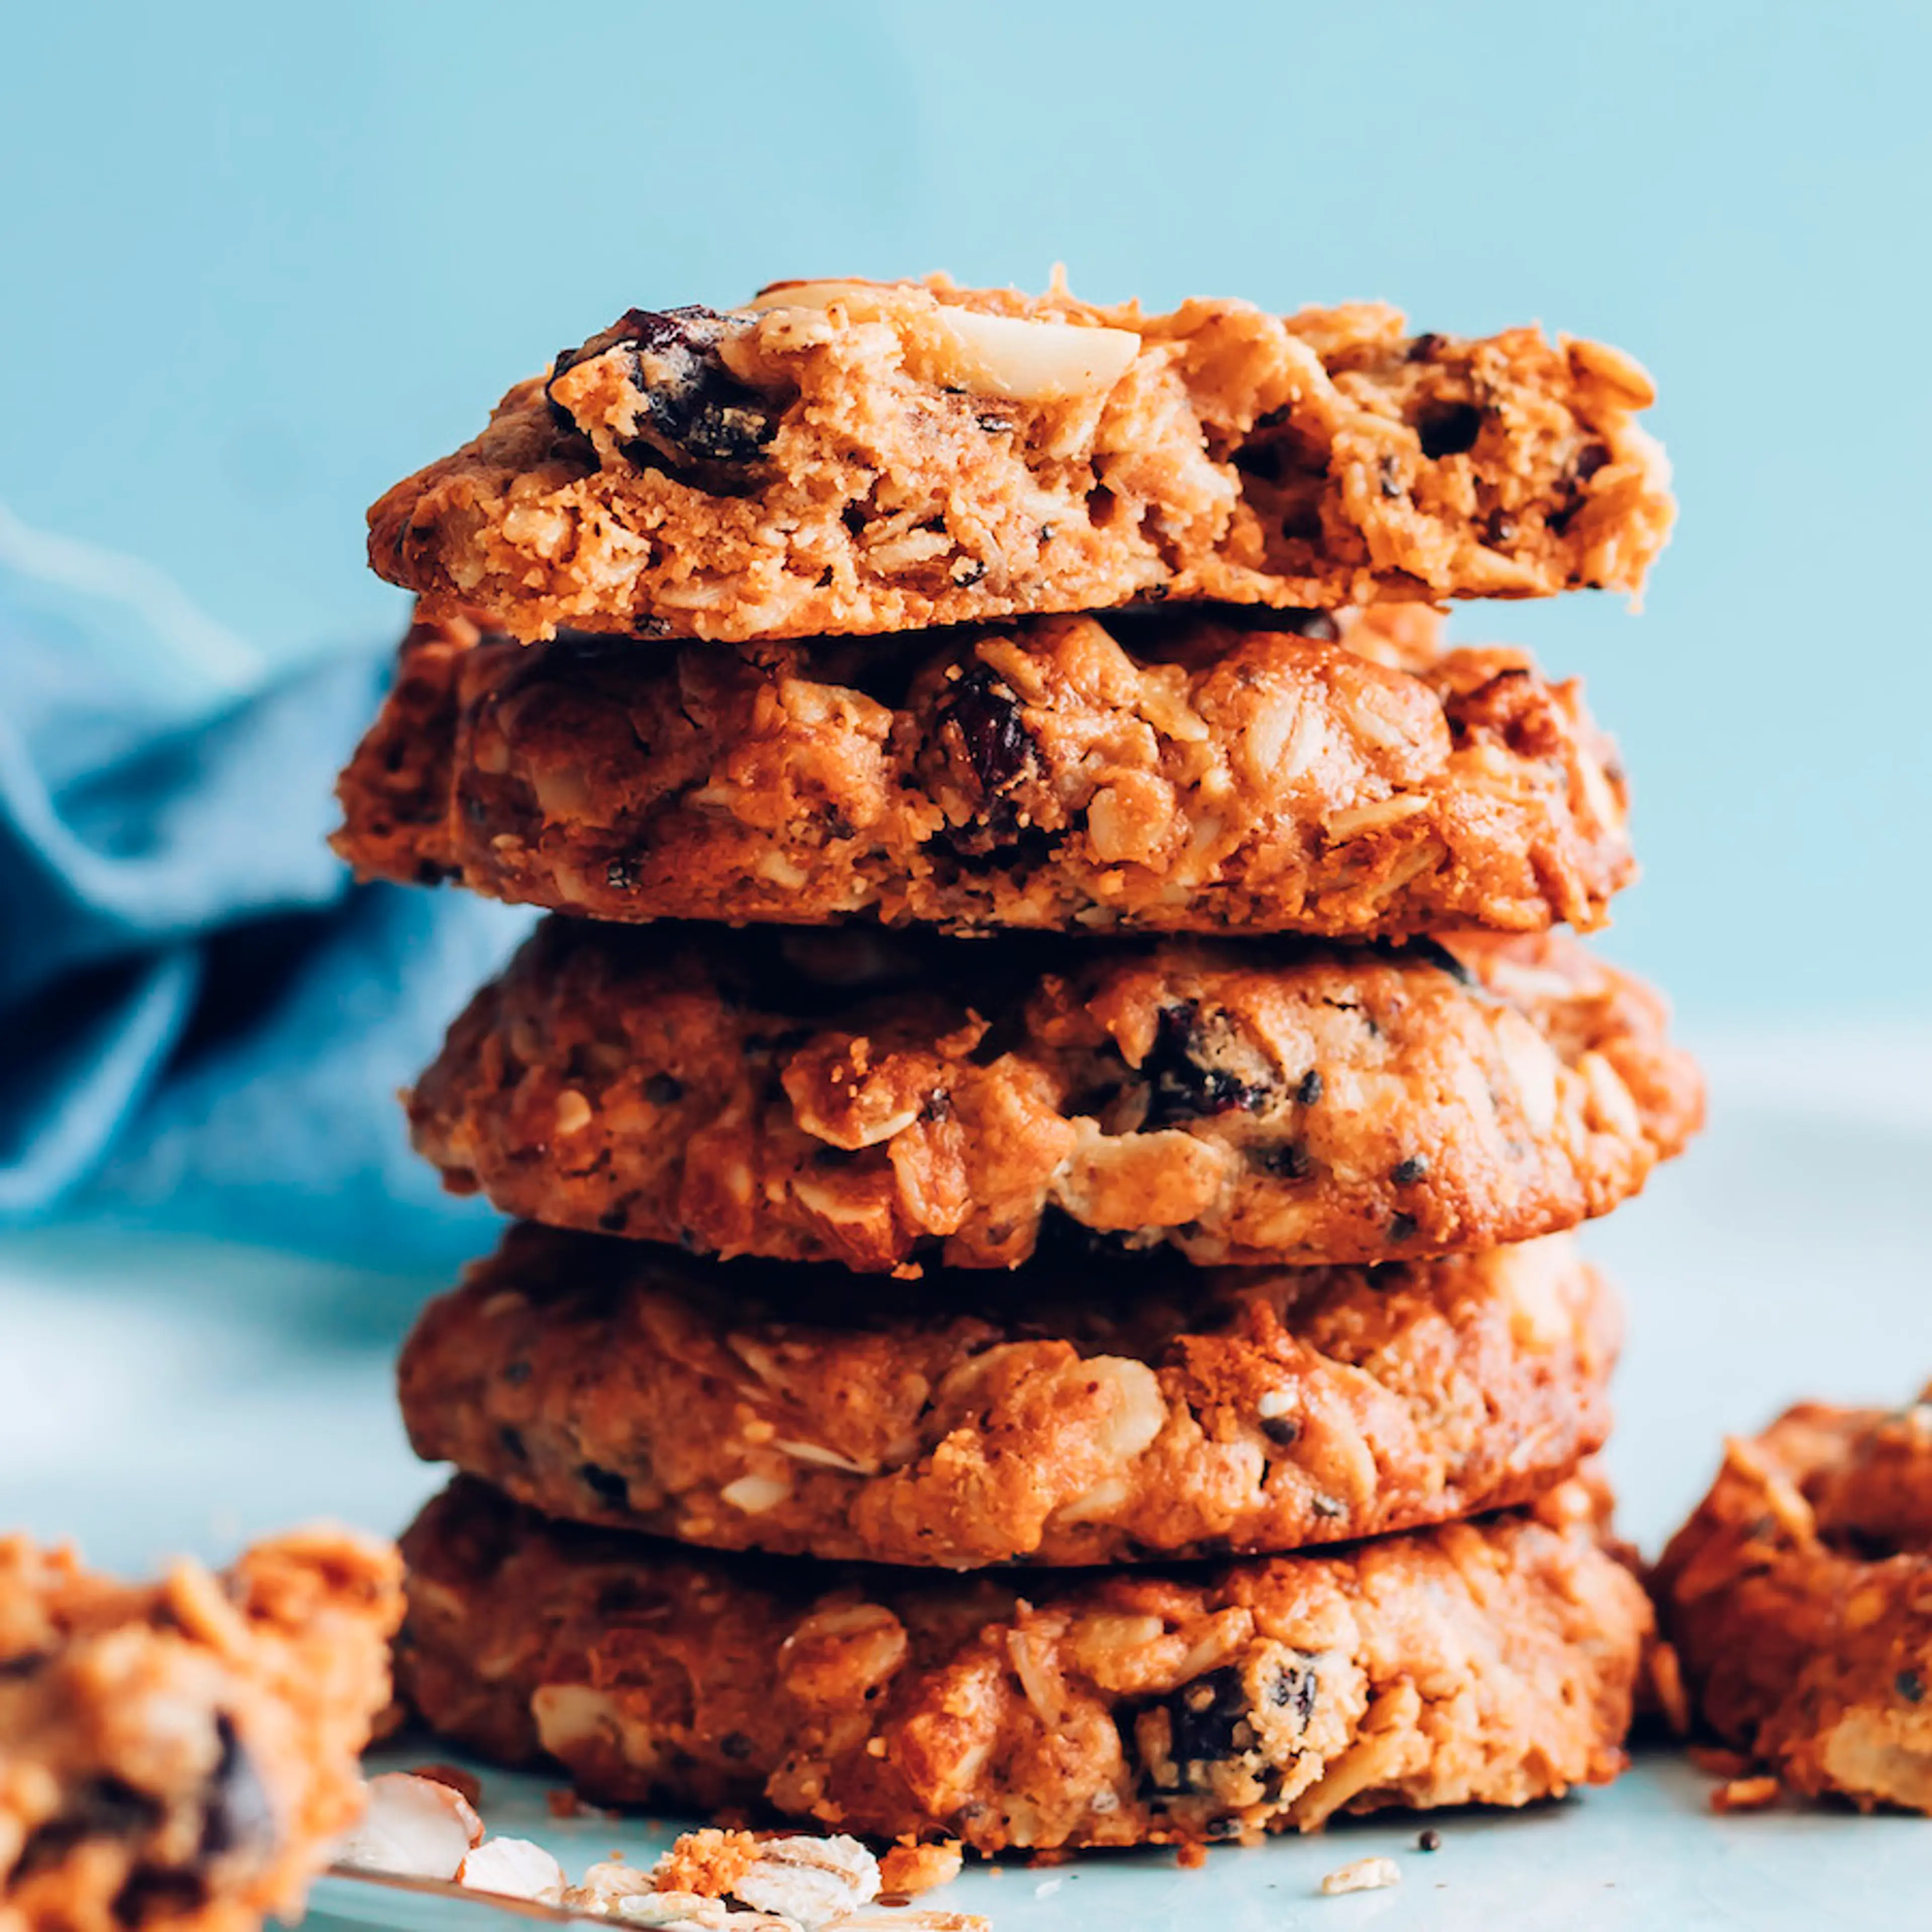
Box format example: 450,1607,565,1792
368,279,1673,643
396,1476,1649,1852
1654,1399,1932,1813
407,920,1703,1272
334,604,1632,939
0,1528,402,1932
399,1226,1618,1569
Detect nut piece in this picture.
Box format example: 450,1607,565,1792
732,1834,881,1928
334,1770,482,1880
922,307,1142,402
459,1836,567,1902
747,280,1141,401
1319,1855,1402,1895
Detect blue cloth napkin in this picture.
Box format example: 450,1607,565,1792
0,508,528,1266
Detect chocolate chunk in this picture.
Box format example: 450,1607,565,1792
1388,1212,1419,1244
605,857,637,892
1142,1004,1271,1127
1295,1069,1324,1106
1391,1155,1430,1185
719,1731,755,1760
1414,400,1484,459
1260,1412,1302,1447
1899,1669,1925,1704
645,1073,684,1106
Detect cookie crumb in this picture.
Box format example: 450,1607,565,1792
1321,1856,1401,1896
879,1842,964,1895
650,1827,762,1897
546,1786,584,1818
1686,1745,1753,1779
1711,1775,1782,1813
1175,1841,1209,1869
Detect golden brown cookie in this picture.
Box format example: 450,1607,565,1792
0,1527,402,1932
369,278,1672,643
408,919,1703,1272
396,1475,1650,1852
399,1225,1619,1568
334,603,1632,939
1654,1396,1932,1812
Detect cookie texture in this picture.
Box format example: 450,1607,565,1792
396,1475,1649,1851
408,919,1702,1272
334,603,1632,939
0,1527,403,1932
400,1225,1618,1568
1654,1397,1932,1813
368,278,1673,643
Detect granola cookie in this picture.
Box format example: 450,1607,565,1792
399,1225,1618,1568
368,277,1673,643
334,602,1631,939
0,1527,403,1932
1654,1395,1932,1813
396,1475,1650,1851
408,920,1702,1272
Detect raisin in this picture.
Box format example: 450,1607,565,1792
550,307,778,473
502,1360,532,1386
1389,1212,1419,1244
1572,441,1612,484
1378,454,1406,499
113,1870,209,1926
719,1731,755,1760
1414,400,1484,459
1405,333,1446,363
1899,1669,1925,1703
1142,1004,1270,1127
1166,1666,1252,1767
1418,1827,1444,1852
645,1073,684,1105
1295,1069,1324,1106
497,1425,528,1464
1391,1155,1430,1185
1253,1143,1312,1182
605,857,637,891
578,1463,630,1508
1261,1412,1302,1447
938,665,1037,800
199,1715,276,1860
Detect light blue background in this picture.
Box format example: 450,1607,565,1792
3,0,1927,1021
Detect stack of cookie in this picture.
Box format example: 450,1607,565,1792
335,277,1701,1855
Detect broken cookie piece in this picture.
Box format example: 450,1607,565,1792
370,276,1673,643
0,1526,401,1931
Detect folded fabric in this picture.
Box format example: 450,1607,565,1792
0,507,527,1266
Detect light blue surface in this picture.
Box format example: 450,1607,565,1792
308,1746,1932,1932
4,1,1931,1020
